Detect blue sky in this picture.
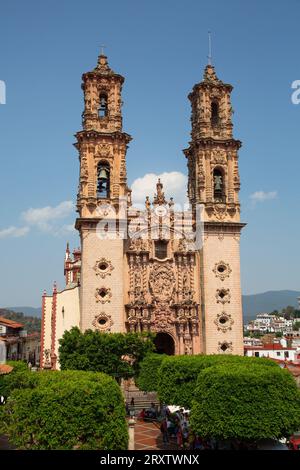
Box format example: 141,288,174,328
0,0,300,306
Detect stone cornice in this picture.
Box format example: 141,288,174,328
204,221,246,233
183,138,242,157
74,130,132,145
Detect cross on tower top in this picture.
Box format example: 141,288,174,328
207,31,212,65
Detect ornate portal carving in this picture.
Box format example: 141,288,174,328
149,262,175,302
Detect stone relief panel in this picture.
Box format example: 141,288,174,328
149,262,175,303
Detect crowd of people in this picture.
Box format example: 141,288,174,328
158,406,213,450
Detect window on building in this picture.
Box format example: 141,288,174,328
255,352,259,357
97,162,110,198
99,93,108,118
211,101,219,126
213,168,225,202
155,240,168,259
277,351,280,356
284,351,289,358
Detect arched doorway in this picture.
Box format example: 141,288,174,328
154,332,175,355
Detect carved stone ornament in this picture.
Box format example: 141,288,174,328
149,263,175,302
214,312,234,332
95,287,112,304
93,258,114,278
216,288,231,304
212,149,227,165
92,312,114,332
214,204,227,220
98,143,111,158
44,349,51,368
213,261,232,281
218,341,233,354
151,306,175,333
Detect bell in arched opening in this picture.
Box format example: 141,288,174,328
213,168,225,202
99,93,108,118
211,101,219,127
97,162,110,198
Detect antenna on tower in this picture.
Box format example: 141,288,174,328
207,31,212,65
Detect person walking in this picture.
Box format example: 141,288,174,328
160,418,169,446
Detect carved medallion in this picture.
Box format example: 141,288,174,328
213,261,232,281
92,312,113,332
214,312,234,332
93,258,114,278
95,287,112,304
216,288,231,304
218,341,233,354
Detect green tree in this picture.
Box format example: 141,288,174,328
293,321,300,331
190,364,300,440
1,370,128,450
0,361,37,398
58,327,154,380
157,355,278,409
136,353,167,392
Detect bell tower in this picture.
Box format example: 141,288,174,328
184,64,245,355
75,52,131,332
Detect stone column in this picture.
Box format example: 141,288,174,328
128,418,135,451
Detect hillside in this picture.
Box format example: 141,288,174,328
0,309,41,334
242,290,300,322
6,306,41,317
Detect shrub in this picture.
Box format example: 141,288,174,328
190,364,300,440
59,327,154,380
157,354,278,409
0,361,37,398
2,370,128,450
136,353,167,392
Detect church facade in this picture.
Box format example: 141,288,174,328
40,52,245,369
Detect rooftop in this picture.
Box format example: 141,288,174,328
0,316,24,329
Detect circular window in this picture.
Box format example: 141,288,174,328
219,316,227,325
98,318,107,326
99,262,108,271
217,265,226,273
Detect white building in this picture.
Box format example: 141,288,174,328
244,343,300,362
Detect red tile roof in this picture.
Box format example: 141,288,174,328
0,316,24,329
0,364,13,375
244,344,295,351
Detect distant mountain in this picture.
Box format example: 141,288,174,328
5,306,41,318
242,290,300,323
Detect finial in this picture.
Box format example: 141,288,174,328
207,31,212,65
100,44,106,56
